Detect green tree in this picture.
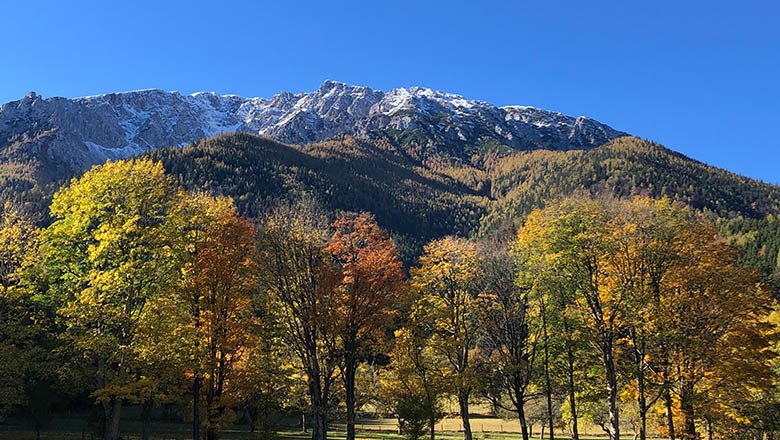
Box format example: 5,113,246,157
476,239,539,440
35,159,182,440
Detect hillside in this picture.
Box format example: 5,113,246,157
149,133,487,259
143,133,780,274
480,136,780,233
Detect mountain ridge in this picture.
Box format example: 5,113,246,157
0,81,625,181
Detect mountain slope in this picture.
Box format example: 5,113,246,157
0,81,625,181
143,133,780,262
149,133,487,259
480,136,780,233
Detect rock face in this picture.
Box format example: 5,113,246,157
0,81,626,179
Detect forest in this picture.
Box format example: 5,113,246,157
0,156,779,440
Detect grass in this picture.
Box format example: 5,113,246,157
0,410,661,440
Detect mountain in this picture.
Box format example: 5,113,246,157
0,81,778,275
0,81,625,181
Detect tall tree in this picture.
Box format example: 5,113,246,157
324,212,406,440
186,202,257,440
0,203,41,421
35,159,181,440
411,236,481,440
517,198,625,440
476,239,538,440
663,217,775,440
258,199,339,440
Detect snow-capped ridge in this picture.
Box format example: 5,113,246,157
0,80,627,178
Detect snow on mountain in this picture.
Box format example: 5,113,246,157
0,81,626,179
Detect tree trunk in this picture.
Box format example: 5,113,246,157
565,336,579,440
458,388,473,440
631,330,648,440
141,400,152,440
604,343,620,440
680,384,697,440
309,371,328,440
541,303,555,440
664,388,676,440
102,397,122,440
704,417,713,440
345,355,357,440
193,374,202,440
430,416,436,440
517,400,530,440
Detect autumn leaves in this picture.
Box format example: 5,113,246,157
0,157,776,440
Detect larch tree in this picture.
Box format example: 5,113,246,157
324,212,406,440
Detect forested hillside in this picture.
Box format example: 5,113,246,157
1,130,779,276
481,137,780,231
146,133,780,276
149,133,487,259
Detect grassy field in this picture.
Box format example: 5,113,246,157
0,414,658,440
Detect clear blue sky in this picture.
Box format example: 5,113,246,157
2,1,778,183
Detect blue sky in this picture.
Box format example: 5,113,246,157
2,1,779,183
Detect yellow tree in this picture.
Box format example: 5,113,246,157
168,194,255,440
380,327,447,440
0,203,40,421
36,159,181,440
606,197,691,440
411,236,480,440
517,198,625,440
662,217,776,440
324,212,406,440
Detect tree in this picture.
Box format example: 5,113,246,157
167,194,260,440
0,203,41,421
516,198,625,440
258,199,339,440
236,289,296,439
662,217,775,440
612,198,690,440
324,212,406,440
380,327,446,440
183,200,258,440
35,159,181,440
476,239,539,440
411,236,481,440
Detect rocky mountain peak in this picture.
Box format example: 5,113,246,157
0,81,627,180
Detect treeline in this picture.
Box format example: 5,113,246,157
0,158,779,440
